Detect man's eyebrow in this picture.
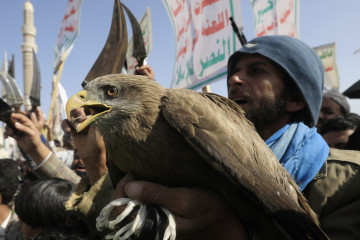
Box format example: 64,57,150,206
246,61,268,68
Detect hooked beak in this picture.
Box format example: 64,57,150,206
66,90,112,132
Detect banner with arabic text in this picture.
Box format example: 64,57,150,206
251,0,299,38
162,0,243,90
313,42,340,90
126,7,153,74
54,0,83,69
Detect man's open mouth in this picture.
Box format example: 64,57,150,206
233,99,247,105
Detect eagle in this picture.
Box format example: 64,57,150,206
66,74,328,239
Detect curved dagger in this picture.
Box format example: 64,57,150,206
122,3,147,67
30,49,41,111
0,71,23,111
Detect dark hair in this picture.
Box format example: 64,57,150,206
0,159,21,205
346,126,360,151
346,112,360,126
282,71,313,127
319,116,357,135
32,227,88,240
62,132,75,149
15,178,75,229
54,139,61,148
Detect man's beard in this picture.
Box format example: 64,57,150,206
245,89,287,135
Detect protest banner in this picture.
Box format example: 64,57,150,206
163,0,244,90
251,0,300,38
313,42,340,90
49,0,83,137
54,0,83,69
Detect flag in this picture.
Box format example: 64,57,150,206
251,0,300,38
162,0,243,90
51,0,82,139
313,42,340,90
52,83,68,140
54,0,83,69
126,7,153,74
57,82,68,120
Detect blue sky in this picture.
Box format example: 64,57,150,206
1,0,360,116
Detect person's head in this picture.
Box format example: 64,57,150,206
15,178,76,238
317,89,350,129
227,35,324,139
30,228,88,240
54,139,61,148
0,158,21,206
319,116,357,149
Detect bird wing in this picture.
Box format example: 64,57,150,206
160,89,328,239
161,89,299,210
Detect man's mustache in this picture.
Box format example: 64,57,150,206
228,87,251,100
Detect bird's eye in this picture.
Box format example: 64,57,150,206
106,86,118,97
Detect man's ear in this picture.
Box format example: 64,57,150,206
0,193,2,205
286,96,306,112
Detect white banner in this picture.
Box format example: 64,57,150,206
163,0,243,90
251,0,300,38
57,82,68,118
126,7,153,74
54,0,83,69
313,42,340,90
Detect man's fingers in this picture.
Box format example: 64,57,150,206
124,181,203,216
112,173,136,200
29,112,37,123
61,119,73,133
36,107,45,123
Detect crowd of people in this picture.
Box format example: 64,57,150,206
0,36,360,240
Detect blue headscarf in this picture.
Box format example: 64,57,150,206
228,36,324,127
266,122,329,191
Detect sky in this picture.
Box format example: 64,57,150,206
1,0,360,118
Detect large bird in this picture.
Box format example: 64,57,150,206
66,74,328,239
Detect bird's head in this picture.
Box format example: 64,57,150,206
66,74,164,134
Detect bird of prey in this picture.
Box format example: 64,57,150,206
66,74,328,240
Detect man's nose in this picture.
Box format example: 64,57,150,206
228,74,245,87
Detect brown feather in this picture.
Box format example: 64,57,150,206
75,74,328,239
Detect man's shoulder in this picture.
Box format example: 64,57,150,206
304,148,360,211
327,148,360,166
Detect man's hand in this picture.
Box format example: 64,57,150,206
4,112,50,164
134,65,155,81
112,174,248,240
28,107,45,133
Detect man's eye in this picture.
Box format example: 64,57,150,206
249,68,264,75
232,67,241,74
